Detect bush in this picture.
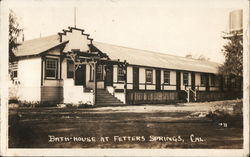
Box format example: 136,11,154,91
9,100,57,108
57,101,93,108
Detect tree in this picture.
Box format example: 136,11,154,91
185,53,210,61
219,33,243,77
9,9,22,62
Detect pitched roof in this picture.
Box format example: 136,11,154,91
14,34,220,74
93,41,220,74
13,35,65,57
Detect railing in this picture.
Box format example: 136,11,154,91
189,88,197,101
184,89,190,102
184,85,197,102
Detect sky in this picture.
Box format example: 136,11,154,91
8,0,245,63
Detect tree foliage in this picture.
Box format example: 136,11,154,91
219,33,243,77
9,9,22,62
185,53,210,61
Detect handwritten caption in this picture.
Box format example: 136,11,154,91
48,134,205,143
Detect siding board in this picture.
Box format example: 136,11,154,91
41,86,63,103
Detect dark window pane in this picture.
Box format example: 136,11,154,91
211,75,215,86
183,72,189,85
67,60,74,78
201,74,206,86
164,71,170,84
97,65,103,81
46,69,56,78
146,69,153,83
13,71,17,78
118,66,125,81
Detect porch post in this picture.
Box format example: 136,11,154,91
93,61,97,105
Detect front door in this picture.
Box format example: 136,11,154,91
75,64,86,86
133,66,139,90
156,69,161,91
105,65,113,87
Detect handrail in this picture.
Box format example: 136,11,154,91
189,88,197,101
184,89,189,102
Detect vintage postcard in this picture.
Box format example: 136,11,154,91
0,0,249,156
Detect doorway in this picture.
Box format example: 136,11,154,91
156,69,161,91
75,64,86,86
105,65,113,87
133,66,139,90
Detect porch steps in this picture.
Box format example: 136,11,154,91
96,89,124,106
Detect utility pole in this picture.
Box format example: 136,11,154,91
74,7,76,27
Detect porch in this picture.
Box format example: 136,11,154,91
62,49,128,105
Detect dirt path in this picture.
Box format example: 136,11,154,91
8,99,243,148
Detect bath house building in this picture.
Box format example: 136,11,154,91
9,27,242,106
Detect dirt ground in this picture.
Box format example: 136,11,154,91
8,99,243,148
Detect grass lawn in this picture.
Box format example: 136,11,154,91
8,99,243,148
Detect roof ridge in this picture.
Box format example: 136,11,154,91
93,41,220,65
20,34,59,44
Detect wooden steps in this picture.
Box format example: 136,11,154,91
96,89,124,106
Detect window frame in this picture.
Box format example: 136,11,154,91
200,73,207,87
163,70,170,85
67,60,74,78
45,58,58,80
231,77,237,88
117,66,125,82
13,70,18,78
89,64,103,81
210,74,216,87
183,72,189,85
96,64,103,81
145,69,153,84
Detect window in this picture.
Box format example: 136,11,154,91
96,64,103,81
89,64,103,81
146,69,153,84
211,74,216,87
224,76,229,88
67,60,74,78
45,59,58,79
200,74,206,86
9,62,18,78
118,66,125,82
164,71,170,84
13,70,18,78
231,77,237,88
183,72,189,85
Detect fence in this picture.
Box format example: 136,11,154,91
126,90,179,104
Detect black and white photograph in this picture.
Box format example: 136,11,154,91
0,0,249,156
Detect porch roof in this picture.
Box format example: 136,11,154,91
93,41,220,74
